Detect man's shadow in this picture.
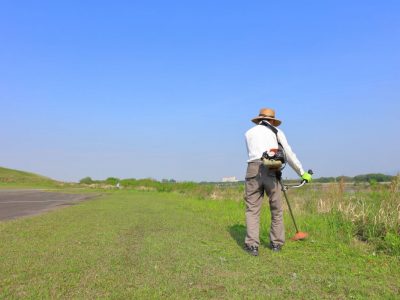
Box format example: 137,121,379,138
228,224,269,248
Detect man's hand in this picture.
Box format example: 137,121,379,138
301,172,312,183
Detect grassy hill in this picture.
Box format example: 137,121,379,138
0,166,59,187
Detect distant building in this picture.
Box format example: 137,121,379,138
222,176,238,183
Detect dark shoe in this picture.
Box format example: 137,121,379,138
270,243,282,252
244,244,259,256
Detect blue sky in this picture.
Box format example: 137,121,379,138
1,1,399,182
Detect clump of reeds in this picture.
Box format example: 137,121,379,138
276,175,399,254
311,175,400,254
378,174,400,234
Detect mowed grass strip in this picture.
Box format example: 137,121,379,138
0,190,399,298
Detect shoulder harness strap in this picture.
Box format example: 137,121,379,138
260,120,278,137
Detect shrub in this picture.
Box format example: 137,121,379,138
105,177,120,185
79,177,93,184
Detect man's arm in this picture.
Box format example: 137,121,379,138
277,130,305,176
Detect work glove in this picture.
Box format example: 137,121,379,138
301,171,313,183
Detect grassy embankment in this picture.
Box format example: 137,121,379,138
1,186,400,298
0,166,63,189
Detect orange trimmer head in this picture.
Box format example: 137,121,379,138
291,231,308,241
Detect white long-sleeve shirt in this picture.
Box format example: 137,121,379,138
245,123,305,176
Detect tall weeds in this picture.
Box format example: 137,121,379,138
308,175,400,255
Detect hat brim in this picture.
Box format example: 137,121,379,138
251,116,282,126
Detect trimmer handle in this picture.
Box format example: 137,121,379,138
281,169,314,190
299,169,314,185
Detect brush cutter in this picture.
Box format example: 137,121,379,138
277,170,313,241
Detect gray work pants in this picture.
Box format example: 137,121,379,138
244,161,285,247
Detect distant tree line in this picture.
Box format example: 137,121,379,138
314,173,394,183
79,173,396,186
79,177,121,185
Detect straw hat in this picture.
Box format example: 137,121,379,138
251,108,282,126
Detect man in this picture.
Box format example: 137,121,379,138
244,108,312,256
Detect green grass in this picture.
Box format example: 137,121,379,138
0,166,61,188
1,190,399,298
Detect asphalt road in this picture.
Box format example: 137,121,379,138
0,190,98,221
